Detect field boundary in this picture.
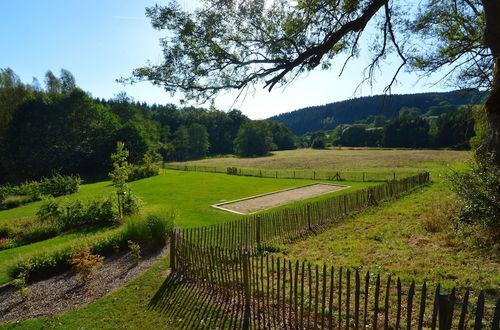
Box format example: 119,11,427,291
163,163,419,182
211,183,350,215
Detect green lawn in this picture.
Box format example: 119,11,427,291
0,170,373,227
0,170,376,286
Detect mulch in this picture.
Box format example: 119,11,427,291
0,247,167,324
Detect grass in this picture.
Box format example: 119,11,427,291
0,171,375,285
272,182,500,295
168,148,470,172
0,170,373,228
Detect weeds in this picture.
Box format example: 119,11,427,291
128,240,141,264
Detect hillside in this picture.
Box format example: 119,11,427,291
269,89,484,135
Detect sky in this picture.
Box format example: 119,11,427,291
0,0,453,119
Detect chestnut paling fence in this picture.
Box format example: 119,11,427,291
170,240,500,329
164,172,499,328
174,172,430,250
164,163,419,182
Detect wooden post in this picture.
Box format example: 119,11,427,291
242,250,251,330
438,291,449,330
170,230,176,272
307,204,312,231
363,172,365,182
313,171,316,180
256,215,261,247
393,172,396,181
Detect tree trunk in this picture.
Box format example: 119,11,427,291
484,57,500,164
482,0,500,164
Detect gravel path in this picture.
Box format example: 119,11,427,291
213,183,349,214
0,247,167,324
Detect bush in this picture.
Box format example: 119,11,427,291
146,210,175,246
121,190,142,216
128,165,159,182
39,174,82,197
70,246,104,281
448,154,500,243
36,198,64,222
311,137,326,149
20,222,63,245
6,210,173,282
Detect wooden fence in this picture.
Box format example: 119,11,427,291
163,163,419,182
170,236,500,329
175,172,430,250
166,171,500,328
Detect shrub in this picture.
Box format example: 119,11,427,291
20,222,63,245
146,209,175,246
123,215,151,244
70,246,104,281
128,165,159,182
128,240,141,264
448,155,500,228
39,173,82,197
311,137,326,149
36,198,64,222
121,190,142,216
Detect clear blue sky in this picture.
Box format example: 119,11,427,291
0,0,451,119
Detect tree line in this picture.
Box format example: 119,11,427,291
0,68,294,184
296,104,481,149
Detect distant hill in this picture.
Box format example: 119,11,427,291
269,90,484,135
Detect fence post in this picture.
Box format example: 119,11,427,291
313,171,316,180
393,172,396,181
307,204,312,230
437,291,449,330
363,172,365,182
256,215,262,247
242,250,251,330
170,230,176,272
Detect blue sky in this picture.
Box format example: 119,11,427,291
0,0,452,119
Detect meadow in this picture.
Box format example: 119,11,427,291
2,148,498,329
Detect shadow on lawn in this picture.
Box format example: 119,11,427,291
148,273,244,329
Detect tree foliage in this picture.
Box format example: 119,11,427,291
233,121,276,157
129,0,500,163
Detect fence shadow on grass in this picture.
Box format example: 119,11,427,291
149,273,245,329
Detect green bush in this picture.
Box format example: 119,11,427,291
146,210,175,246
19,222,63,245
121,190,142,216
39,174,82,197
128,165,159,182
7,210,173,282
36,198,64,222
448,154,500,242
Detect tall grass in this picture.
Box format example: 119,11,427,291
7,210,175,282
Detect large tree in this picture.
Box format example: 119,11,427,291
127,0,500,163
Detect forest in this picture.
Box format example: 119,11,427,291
270,90,485,135
0,68,294,184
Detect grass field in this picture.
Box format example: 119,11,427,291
2,148,497,328
0,170,374,286
169,148,470,172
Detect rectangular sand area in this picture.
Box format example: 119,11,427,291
212,183,349,214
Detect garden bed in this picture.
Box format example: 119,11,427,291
0,247,167,324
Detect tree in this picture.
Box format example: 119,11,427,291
60,69,76,94
44,70,62,94
233,121,275,157
129,0,500,164
188,123,210,159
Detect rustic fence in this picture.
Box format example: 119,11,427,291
175,172,430,250
163,163,419,182
170,235,500,329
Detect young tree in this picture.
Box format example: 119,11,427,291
109,141,131,191
127,0,500,164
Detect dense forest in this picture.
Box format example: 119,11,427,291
295,104,483,150
270,90,485,136
0,68,294,184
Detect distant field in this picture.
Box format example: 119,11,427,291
169,148,470,172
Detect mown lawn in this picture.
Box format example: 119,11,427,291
0,170,375,286
272,182,500,295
